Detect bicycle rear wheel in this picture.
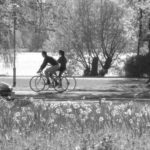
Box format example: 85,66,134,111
53,76,69,92
67,76,76,91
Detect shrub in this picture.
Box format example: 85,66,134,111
124,54,150,77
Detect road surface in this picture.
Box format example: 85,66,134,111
0,76,150,101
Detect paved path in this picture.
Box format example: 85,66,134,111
1,76,149,101
15,90,150,102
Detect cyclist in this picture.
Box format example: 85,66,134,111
37,51,59,85
57,50,67,77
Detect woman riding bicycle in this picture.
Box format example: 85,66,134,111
57,50,67,77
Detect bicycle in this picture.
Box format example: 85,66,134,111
29,72,69,93
62,70,77,91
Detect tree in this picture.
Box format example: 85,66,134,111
96,0,126,76
125,0,150,54
0,0,14,64
49,0,127,76
17,0,50,51
0,0,57,53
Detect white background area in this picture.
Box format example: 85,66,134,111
0,52,130,76
0,53,59,76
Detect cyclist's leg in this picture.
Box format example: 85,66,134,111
58,70,63,78
46,65,60,79
45,68,51,84
50,65,60,75
58,68,66,87
49,65,60,86
59,68,66,78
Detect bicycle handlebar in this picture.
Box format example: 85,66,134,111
37,72,44,76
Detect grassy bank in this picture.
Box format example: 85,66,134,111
0,98,150,150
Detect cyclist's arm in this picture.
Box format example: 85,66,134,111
38,59,47,72
57,58,61,68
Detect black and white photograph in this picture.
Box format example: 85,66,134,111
1,0,150,149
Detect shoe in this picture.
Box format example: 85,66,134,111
45,82,50,85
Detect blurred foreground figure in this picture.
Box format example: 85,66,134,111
0,83,14,100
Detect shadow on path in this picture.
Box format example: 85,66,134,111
11,78,150,102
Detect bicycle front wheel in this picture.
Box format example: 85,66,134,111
29,76,39,92
53,76,69,92
35,76,46,92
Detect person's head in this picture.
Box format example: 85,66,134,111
59,50,65,57
42,51,47,58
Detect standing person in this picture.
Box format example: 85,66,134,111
37,51,59,85
57,50,67,77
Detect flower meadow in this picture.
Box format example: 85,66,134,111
1,98,150,150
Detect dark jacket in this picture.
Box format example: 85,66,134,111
57,56,67,71
40,56,58,71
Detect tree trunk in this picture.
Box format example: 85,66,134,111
99,57,112,77
83,66,91,76
137,2,143,56
91,57,98,76
148,18,150,53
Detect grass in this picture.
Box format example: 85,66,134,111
1,97,150,149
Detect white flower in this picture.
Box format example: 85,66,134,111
27,111,34,117
96,108,101,114
135,113,142,118
101,98,106,103
73,103,80,109
56,108,61,114
108,101,113,106
29,97,34,102
22,116,27,121
99,117,104,122
125,109,132,116
127,109,132,115
80,109,84,114
129,119,133,124
112,109,119,117
146,122,150,127
14,112,21,118
85,107,92,114
48,119,54,124
40,117,46,122
67,108,72,113
128,101,134,106
75,145,81,150
69,114,75,119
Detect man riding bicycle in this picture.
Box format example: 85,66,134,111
37,50,67,85
37,51,59,85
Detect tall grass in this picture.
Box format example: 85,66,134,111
0,98,150,150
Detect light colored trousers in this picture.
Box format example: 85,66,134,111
45,65,60,79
